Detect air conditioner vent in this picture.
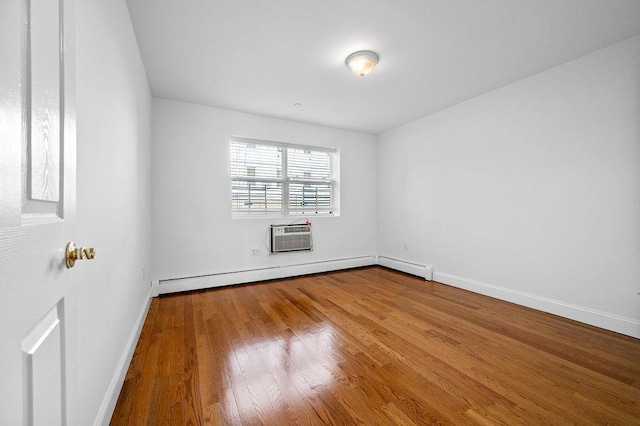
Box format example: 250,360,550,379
270,224,312,253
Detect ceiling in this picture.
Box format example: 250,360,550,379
126,0,640,135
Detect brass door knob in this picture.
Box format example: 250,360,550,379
65,242,96,268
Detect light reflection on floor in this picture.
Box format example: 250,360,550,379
226,324,338,408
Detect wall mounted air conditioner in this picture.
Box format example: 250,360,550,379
270,224,312,253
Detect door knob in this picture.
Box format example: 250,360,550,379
65,242,96,268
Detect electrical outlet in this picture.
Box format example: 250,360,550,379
403,242,409,251
251,248,260,256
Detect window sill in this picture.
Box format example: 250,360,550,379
231,212,338,220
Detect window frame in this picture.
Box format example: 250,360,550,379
230,137,337,217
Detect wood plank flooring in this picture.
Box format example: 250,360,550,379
110,267,640,425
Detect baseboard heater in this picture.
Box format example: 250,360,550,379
270,224,312,253
377,256,433,281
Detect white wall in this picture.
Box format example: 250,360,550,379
76,0,152,424
378,35,640,337
152,99,377,288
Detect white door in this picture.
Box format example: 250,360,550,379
0,0,83,424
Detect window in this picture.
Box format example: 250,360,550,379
230,138,336,216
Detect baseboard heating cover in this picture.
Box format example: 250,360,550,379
158,256,377,294
376,256,433,280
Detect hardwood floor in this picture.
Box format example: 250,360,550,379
110,267,640,425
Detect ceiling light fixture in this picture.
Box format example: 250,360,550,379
345,50,378,77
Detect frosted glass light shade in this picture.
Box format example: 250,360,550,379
346,51,378,77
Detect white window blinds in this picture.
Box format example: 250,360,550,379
230,139,335,215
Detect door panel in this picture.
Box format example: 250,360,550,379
0,0,22,228
22,304,64,426
0,0,77,424
29,0,61,203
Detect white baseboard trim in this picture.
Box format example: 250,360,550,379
377,256,433,280
434,271,640,339
158,256,378,294
153,261,639,338
95,287,153,426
